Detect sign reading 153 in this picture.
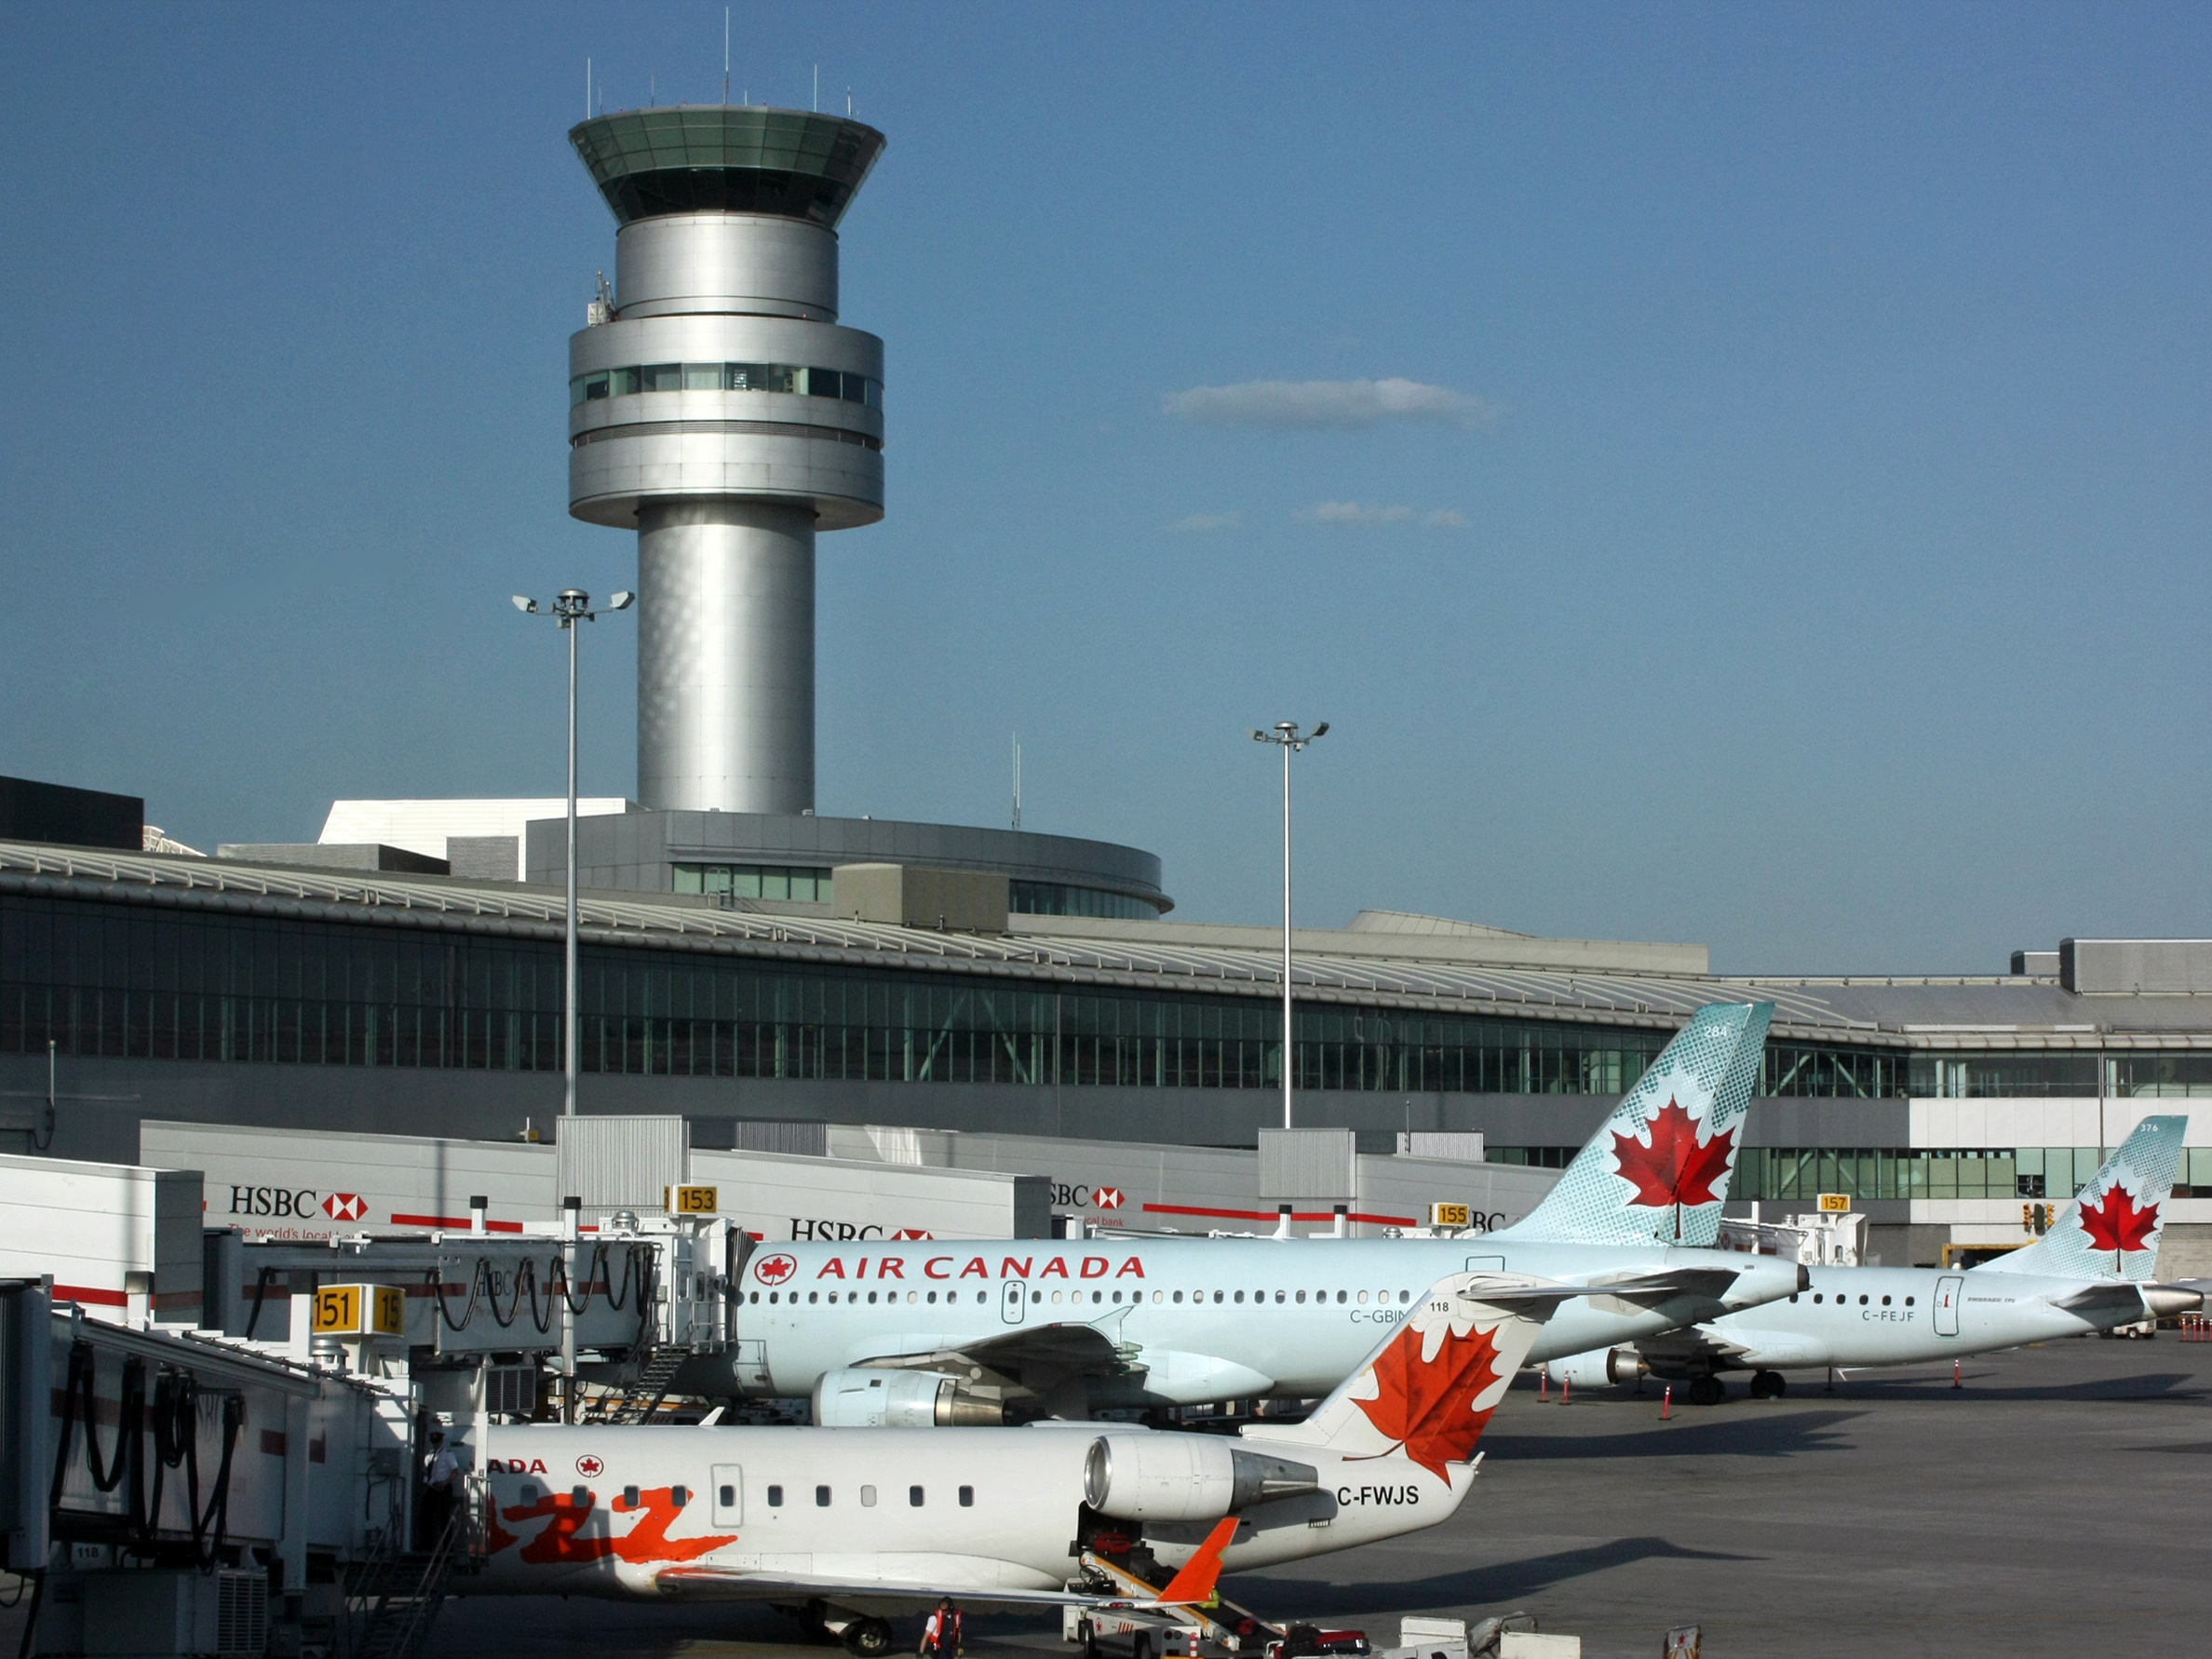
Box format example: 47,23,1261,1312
311,1283,406,1337
666,1185,720,1214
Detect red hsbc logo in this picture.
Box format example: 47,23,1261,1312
1094,1187,1125,1211
323,1194,368,1221
753,1253,798,1286
889,1228,935,1240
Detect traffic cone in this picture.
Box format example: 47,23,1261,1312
1539,1369,1547,1402
1661,1384,1671,1420
1561,1376,1571,1407
1952,1360,1962,1391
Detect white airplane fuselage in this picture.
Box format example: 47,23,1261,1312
468,1422,1463,1600
735,1236,1801,1403
1687,1265,2145,1373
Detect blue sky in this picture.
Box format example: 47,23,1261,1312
3,4,2207,973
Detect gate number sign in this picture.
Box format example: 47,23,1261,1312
1430,1202,1472,1228
667,1184,721,1214
312,1283,406,1337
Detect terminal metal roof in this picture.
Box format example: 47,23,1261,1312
6,841,2207,1052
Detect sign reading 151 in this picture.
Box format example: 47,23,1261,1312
311,1283,406,1337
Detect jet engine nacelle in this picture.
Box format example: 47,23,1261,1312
1542,1347,1647,1389
811,1368,1003,1427
1083,1434,1318,1522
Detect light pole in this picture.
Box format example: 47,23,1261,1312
514,588,632,1119
1251,721,1328,1128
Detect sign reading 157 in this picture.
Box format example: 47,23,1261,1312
311,1283,406,1337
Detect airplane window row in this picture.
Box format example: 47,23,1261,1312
763,1484,974,1507
750,1288,1414,1308
516,1483,689,1507
1795,1292,1913,1306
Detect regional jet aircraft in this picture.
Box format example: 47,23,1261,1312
471,1270,1565,1655
1544,1114,2203,1402
690,1002,1805,1421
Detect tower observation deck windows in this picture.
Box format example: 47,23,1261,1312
572,363,882,409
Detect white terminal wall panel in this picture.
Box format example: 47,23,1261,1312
821,1126,1558,1237
1258,1129,1357,1203
317,798,635,874
1909,1099,2210,1149
688,1147,1048,1241
558,1115,689,1212
142,1121,558,1238
0,1153,202,1321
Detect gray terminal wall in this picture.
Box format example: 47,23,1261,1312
531,809,1171,911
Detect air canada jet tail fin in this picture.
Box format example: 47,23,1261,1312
1493,1001,1774,1248
1249,1271,1556,1484
1974,1115,2187,1283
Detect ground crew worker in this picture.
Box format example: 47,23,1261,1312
920,1598,963,1658
420,1429,462,1544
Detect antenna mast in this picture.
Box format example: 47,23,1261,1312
1012,735,1022,831
723,7,731,103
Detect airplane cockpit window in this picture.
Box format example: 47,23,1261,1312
958,1486,975,1506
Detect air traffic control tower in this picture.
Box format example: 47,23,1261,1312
567,107,887,816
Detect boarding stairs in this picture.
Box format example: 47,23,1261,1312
348,1503,472,1659
585,1345,691,1424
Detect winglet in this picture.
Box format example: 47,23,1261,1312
1154,1515,1239,1607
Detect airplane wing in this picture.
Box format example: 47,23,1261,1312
1586,1268,1760,1306
657,1518,1244,1616
2048,1282,2150,1320
654,1564,1097,1612
851,1321,1139,1382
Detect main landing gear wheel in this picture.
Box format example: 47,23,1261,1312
843,1618,895,1658
1688,1375,1726,1406
1749,1370,1787,1399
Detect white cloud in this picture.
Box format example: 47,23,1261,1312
1166,511,1242,533
1300,503,1467,530
1163,377,1500,431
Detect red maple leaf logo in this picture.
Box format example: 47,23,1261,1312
754,1253,797,1285
2079,1186,2159,1255
1612,1099,1735,1234
1351,1320,1506,1481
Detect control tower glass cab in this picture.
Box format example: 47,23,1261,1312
567,108,887,816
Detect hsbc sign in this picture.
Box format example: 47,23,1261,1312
1049,1182,1126,1211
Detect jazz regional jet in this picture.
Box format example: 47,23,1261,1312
470,1270,1567,1654
695,1002,1806,1422
1544,1114,2204,1402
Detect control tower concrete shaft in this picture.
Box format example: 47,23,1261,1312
567,108,886,815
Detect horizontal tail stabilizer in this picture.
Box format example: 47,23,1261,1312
1973,1115,2187,1284
1496,1001,1774,1247
1251,1271,1558,1483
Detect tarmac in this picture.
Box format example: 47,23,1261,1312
7,1335,2199,1658
419,1334,2212,1659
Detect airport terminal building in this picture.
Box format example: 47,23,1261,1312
3,832,2207,1271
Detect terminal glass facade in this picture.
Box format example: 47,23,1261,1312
7,893,2170,1110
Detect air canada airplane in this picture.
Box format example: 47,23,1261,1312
691,1002,1806,1421
471,1270,1564,1655
1544,1115,2204,1403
